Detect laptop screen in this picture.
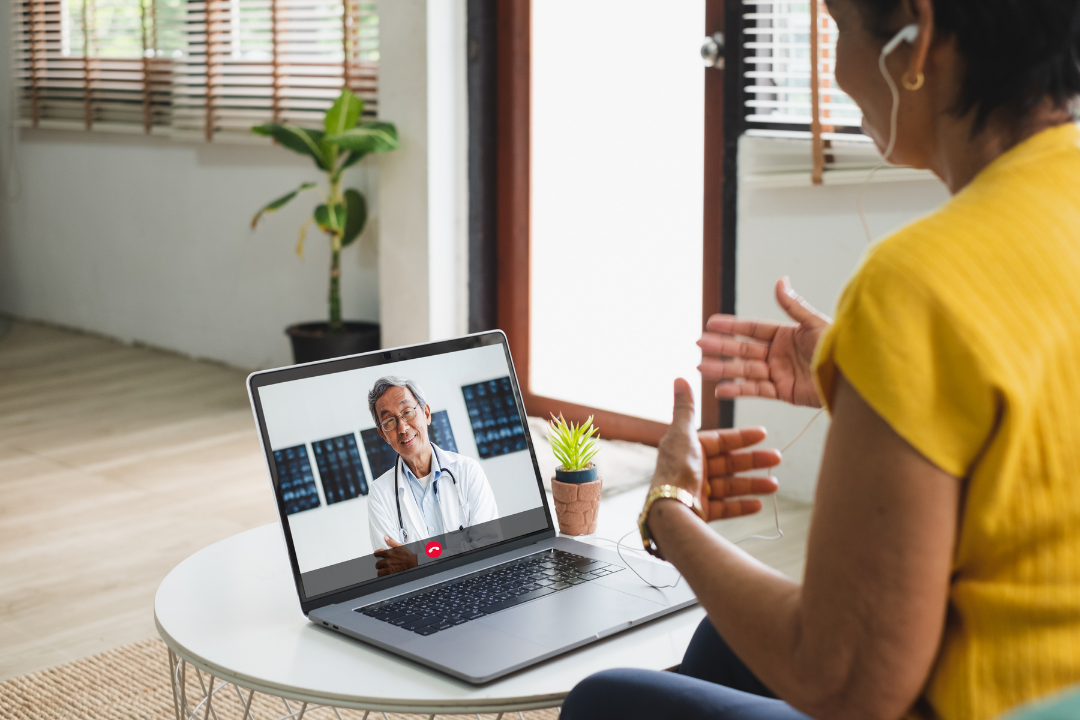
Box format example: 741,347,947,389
249,334,550,602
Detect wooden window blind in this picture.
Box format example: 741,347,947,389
742,1,864,140
738,1,936,188
12,0,379,139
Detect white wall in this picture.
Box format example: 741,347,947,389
259,343,543,572
0,131,381,370
0,8,383,370
0,2,470,369
376,0,469,349
734,136,951,502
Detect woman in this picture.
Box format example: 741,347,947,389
562,0,1080,718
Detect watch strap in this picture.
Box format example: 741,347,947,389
638,485,705,559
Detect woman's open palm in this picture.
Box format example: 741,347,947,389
698,278,831,408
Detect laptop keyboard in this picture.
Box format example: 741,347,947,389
355,548,623,636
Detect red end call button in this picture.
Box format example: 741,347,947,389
425,541,443,559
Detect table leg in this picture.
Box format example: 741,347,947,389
168,648,182,720
165,651,562,719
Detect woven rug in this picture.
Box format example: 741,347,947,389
0,637,560,720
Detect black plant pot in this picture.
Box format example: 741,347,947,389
555,464,598,484
286,321,381,364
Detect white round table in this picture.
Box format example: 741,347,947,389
155,522,705,719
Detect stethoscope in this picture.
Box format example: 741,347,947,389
394,442,467,542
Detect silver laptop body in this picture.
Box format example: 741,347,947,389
247,331,697,684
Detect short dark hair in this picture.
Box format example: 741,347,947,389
853,0,1080,131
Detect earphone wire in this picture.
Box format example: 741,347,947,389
609,409,826,590
857,31,905,245
856,161,886,244
614,527,683,590
607,26,915,592
729,408,824,545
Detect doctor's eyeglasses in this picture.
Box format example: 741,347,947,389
379,402,421,433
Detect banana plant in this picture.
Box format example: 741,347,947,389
250,88,399,333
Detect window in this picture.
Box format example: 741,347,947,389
12,0,380,139
742,0,862,142
530,0,705,427
737,0,933,186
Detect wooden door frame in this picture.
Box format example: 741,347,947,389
494,0,736,446
466,0,499,334
703,0,742,430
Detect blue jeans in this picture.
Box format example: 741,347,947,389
560,617,814,720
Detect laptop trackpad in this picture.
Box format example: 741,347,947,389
478,584,665,649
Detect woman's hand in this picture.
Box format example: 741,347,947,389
698,277,831,408
649,378,781,522
641,373,959,720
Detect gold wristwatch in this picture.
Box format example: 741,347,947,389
638,485,706,559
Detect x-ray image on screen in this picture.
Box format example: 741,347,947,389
429,410,458,453
311,433,368,505
359,427,397,480
361,410,458,479
462,377,528,459
273,444,321,515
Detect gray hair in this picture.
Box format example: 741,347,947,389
368,376,429,426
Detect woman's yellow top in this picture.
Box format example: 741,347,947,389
813,123,1080,720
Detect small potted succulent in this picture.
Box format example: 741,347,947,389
548,414,602,535
250,87,399,364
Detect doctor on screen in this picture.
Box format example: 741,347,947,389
367,376,499,567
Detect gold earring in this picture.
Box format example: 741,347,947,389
902,71,925,91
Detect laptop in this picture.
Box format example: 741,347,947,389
246,330,697,684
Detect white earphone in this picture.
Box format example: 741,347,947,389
858,23,919,242
878,23,919,162
882,23,919,57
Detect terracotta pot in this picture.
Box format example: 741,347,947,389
551,470,603,536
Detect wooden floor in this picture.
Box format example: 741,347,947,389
0,321,277,681
0,320,812,681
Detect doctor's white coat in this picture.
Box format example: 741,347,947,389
367,444,499,551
